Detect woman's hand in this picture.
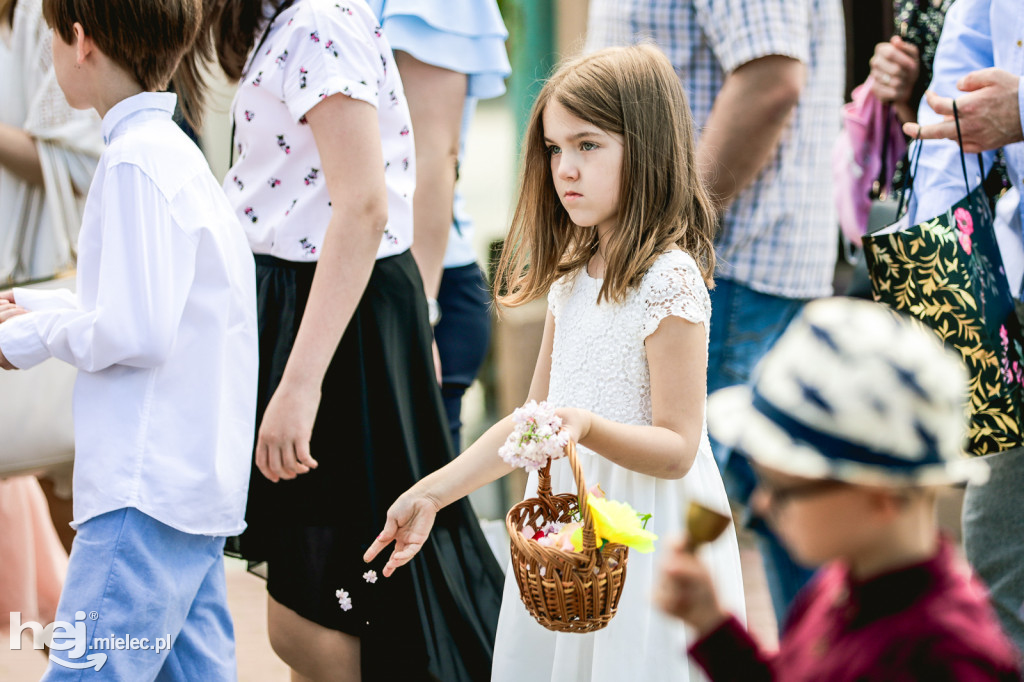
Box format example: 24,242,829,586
555,406,594,445
255,379,321,482
869,36,920,123
364,490,440,577
653,536,728,636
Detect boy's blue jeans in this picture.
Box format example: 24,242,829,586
41,507,236,681
708,277,816,627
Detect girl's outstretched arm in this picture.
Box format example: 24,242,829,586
558,314,706,479
364,309,557,576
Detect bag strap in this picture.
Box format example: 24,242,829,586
895,131,924,218
897,100,987,218
874,104,893,198
952,99,986,196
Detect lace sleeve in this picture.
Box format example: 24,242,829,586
640,252,711,340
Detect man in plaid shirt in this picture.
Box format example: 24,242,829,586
586,0,845,624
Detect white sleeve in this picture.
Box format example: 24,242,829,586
0,164,197,371
12,286,77,311
640,255,710,340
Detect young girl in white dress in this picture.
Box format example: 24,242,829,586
365,44,746,682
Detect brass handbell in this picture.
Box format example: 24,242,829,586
684,502,732,551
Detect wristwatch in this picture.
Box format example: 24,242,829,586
427,297,441,327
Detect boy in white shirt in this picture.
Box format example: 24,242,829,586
0,0,258,679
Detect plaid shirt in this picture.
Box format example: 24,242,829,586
586,0,845,298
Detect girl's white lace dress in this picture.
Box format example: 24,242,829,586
491,250,746,682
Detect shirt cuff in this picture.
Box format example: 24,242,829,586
1018,76,1024,146
689,615,768,680
0,314,53,370
13,286,77,312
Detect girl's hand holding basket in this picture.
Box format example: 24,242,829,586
503,401,656,633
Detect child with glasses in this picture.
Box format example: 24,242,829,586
654,297,1021,680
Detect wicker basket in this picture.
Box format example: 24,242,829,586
505,441,629,633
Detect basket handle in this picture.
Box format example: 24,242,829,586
536,440,600,555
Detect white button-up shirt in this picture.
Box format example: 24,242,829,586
0,93,258,536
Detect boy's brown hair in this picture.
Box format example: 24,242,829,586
42,0,205,126
493,44,718,307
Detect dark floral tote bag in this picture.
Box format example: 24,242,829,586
863,110,1024,455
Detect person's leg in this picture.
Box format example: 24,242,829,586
266,595,360,682
434,263,492,452
707,277,814,624
41,508,227,681
963,446,1024,664
37,470,75,554
155,547,236,682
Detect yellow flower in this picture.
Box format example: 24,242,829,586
570,497,658,553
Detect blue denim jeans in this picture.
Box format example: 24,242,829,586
708,277,815,626
434,264,492,452
42,508,235,681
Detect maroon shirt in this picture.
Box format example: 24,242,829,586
691,538,1020,681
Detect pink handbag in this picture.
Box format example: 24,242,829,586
832,76,907,244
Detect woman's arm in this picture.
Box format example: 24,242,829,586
0,122,44,186
559,315,707,479
364,309,556,575
254,93,388,483
394,51,467,299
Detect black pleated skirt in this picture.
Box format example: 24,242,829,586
227,250,504,681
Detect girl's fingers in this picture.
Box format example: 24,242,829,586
280,440,307,477
267,442,288,480
255,440,278,483
384,543,421,576
295,440,318,471
364,517,398,563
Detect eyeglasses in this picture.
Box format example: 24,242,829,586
753,476,850,512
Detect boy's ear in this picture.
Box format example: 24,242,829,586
72,22,92,65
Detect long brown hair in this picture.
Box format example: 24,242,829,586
494,44,717,307
169,0,292,129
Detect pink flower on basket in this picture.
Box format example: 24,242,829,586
536,521,582,552
954,207,974,255
335,588,352,611
498,400,571,473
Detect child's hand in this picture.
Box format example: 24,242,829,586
555,406,594,444
363,490,440,577
654,536,728,636
255,379,320,482
0,300,27,323
0,290,14,304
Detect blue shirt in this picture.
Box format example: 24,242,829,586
370,0,511,268
908,0,1024,225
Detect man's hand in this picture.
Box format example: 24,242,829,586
904,68,1023,153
